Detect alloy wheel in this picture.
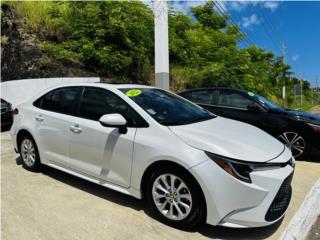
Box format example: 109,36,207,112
278,132,306,158
152,174,192,221
21,139,36,167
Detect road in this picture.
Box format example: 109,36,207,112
1,132,319,240
310,105,320,115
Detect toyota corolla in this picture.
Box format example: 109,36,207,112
10,83,294,229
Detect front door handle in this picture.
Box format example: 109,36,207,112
69,124,82,134
35,115,44,122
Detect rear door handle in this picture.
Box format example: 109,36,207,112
69,124,82,134
35,115,44,122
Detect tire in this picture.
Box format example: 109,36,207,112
19,135,41,171
277,131,310,159
145,166,206,230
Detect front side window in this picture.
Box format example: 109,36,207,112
79,87,147,127
218,91,253,109
254,95,284,112
119,88,215,126
34,87,81,115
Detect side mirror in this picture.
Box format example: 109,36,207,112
247,104,261,112
99,114,127,134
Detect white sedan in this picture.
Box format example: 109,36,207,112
10,83,294,229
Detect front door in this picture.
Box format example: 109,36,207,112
213,89,267,130
68,87,138,188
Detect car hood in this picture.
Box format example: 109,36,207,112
169,117,285,163
286,109,320,125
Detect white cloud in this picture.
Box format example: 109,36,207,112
263,1,280,12
292,55,299,61
225,1,280,12
163,0,226,15
227,1,251,12
241,14,260,28
170,1,205,14
144,0,280,15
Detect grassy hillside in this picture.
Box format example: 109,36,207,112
1,1,319,110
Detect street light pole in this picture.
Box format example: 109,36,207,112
154,0,169,90
281,42,286,107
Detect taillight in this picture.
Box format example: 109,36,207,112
12,108,19,115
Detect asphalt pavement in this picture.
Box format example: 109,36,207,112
1,132,319,240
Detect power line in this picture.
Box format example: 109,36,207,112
255,5,282,53
218,1,259,46
259,5,283,45
215,1,253,46
214,1,256,47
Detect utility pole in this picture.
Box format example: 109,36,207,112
154,0,169,90
312,76,316,106
281,42,286,107
300,79,303,110
316,76,319,104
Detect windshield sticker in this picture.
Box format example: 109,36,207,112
248,91,255,97
126,89,142,97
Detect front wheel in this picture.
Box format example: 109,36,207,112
278,131,309,159
145,167,206,229
19,136,41,171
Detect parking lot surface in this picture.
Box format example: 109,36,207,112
1,132,319,240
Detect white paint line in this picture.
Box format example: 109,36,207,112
279,177,320,240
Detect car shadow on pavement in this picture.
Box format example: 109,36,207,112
15,156,284,239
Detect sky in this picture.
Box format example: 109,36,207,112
150,1,320,87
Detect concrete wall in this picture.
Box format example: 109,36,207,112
1,77,100,106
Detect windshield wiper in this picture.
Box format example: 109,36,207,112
160,116,215,126
158,120,188,126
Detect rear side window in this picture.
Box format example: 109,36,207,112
218,91,253,109
179,91,192,99
34,87,81,115
79,87,147,127
190,90,213,104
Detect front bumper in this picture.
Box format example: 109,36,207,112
190,156,294,228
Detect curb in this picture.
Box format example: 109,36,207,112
279,177,320,240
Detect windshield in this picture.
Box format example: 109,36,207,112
254,94,284,112
119,88,215,126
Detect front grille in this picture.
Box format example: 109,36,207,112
265,173,293,222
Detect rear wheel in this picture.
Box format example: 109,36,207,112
19,136,41,171
145,167,206,229
278,131,309,159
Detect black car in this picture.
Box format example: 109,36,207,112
179,88,320,158
1,98,13,131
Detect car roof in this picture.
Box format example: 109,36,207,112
179,87,249,94
46,82,156,90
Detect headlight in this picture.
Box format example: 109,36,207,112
308,123,320,134
205,152,253,183
205,152,292,183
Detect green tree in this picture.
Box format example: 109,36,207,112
42,1,154,83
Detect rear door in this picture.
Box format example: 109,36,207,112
33,87,82,166
68,87,146,187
